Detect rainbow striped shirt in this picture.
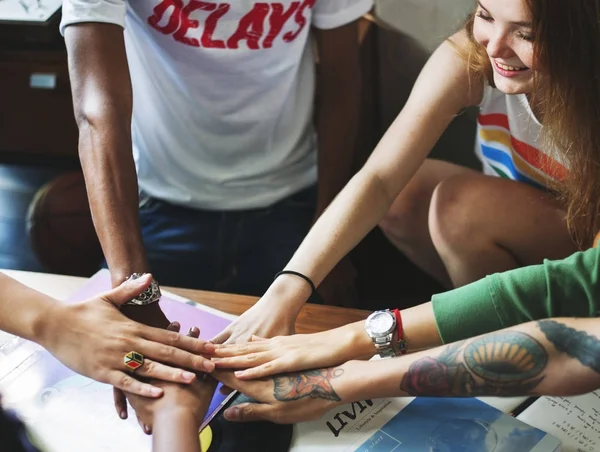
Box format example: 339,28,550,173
475,86,567,190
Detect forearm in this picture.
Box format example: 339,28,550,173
65,23,148,286
0,273,57,342
330,302,442,361
285,171,392,287
153,408,200,452
344,317,600,402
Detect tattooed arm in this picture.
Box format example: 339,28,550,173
214,317,600,423
355,317,600,401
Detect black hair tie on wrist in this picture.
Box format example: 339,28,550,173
274,270,323,304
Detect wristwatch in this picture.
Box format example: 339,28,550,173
124,273,162,306
364,310,399,358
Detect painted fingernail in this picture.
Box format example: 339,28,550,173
120,411,127,420
204,360,215,372
182,371,196,381
143,424,150,434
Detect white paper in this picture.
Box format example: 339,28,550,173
0,0,62,22
518,391,600,452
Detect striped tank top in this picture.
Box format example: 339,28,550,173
475,85,567,190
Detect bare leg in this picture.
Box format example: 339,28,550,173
429,173,577,287
378,159,477,288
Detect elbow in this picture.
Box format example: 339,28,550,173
72,93,132,140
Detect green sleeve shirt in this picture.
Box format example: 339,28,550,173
432,246,600,344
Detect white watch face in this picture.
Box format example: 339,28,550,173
368,311,394,335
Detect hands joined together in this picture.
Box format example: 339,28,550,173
57,274,358,434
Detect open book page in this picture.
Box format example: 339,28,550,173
517,390,600,452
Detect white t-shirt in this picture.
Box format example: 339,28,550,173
60,0,372,210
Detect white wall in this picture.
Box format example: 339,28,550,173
375,0,474,51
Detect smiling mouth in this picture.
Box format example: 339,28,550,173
494,61,529,72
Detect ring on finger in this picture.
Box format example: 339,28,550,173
124,351,144,372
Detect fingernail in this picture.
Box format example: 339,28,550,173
150,387,162,396
204,360,215,372
182,371,196,381
143,424,150,434
234,370,245,377
120,411,127,420
224,407,239,420
204,342,216,352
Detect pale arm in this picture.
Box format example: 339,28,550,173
0,272,58,341
265,32,483,313
349,317,600,401
212,302,441,378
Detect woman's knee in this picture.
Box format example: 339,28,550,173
378,176,434,241
429,175,486,251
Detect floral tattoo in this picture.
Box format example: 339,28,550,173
400,331,548,397
273,368,344,402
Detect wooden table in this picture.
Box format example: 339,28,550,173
1,269,371,333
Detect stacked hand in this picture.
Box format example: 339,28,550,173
39,274,215,400
210,273,311,345
212,361,359,424
211,322,373,379
125,325,218,434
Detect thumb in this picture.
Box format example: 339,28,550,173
211,328,231,345
223,403,277,423
103,273,152,308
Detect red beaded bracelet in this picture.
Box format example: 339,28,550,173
392,308,407,355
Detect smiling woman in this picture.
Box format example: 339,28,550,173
461,0,600,248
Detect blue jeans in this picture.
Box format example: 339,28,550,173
138,186,317,296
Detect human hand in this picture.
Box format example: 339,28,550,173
211,273,314,345
211,321,373,379
317,257,359,308
39,274,216,401
212,362,359,424
125,326,218,434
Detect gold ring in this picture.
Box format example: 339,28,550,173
124,351,144,372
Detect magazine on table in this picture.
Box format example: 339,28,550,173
290,391,560,451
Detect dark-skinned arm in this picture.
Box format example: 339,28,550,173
215,318,600,423
64,23,167,328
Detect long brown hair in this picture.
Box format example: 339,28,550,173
460,0,600,248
